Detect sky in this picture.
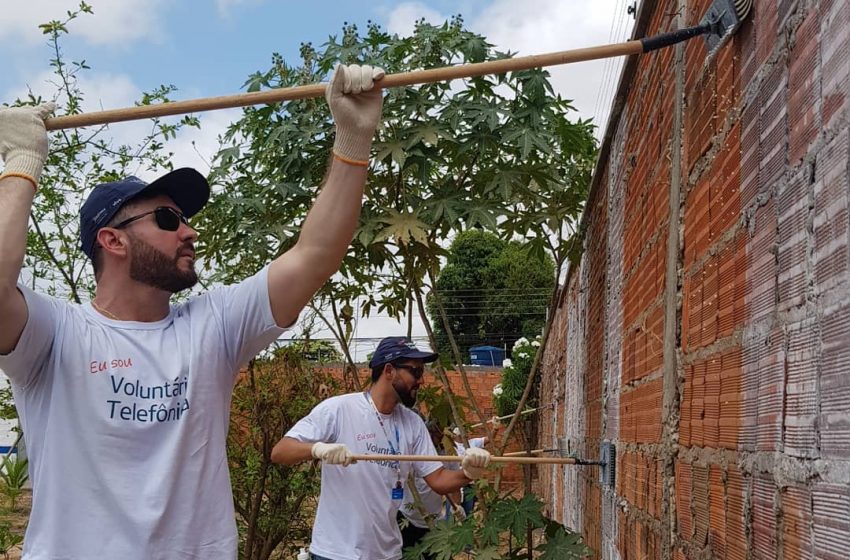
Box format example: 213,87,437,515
2,0,635,360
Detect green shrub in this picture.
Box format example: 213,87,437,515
0,457,29,511
493,336,541,418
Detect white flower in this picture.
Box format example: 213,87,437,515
502,359,513,368
492,384,503,397
518,352,528,358
531,341,540,347
513,338,529,349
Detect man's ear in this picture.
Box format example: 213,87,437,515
96,228,129,259
383,363,394,380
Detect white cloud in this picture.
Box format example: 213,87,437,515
471,0,634,137
381,1,634,139
0,0,168,46
386,2,446,37
215,0,267,19
165,108,240,175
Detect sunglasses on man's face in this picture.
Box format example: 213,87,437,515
113,206,189,232
393,363,425,380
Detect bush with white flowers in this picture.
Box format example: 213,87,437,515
493,335,542,419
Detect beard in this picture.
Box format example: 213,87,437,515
392,378,418,408
128,236,198,293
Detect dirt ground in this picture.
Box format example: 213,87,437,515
0,489,29,559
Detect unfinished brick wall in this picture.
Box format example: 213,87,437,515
536,0,850,558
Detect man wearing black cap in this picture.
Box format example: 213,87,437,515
0,63,383,560
272,336,491,560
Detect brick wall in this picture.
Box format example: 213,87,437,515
536,0,850,558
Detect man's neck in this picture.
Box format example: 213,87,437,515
369,382,398,415
94,277,172,322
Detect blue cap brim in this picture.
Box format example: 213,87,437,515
369,349,439,368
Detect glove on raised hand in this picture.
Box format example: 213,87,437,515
461,447,491,480
0,102,55,186
311,442,356,466
325,64,384,163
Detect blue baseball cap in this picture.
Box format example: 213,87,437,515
369,336,438,368
79,168,210,259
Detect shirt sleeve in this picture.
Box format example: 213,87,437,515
195,266,288,371
0,285,60,388
285,398,338,443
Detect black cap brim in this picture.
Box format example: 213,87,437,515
145,168,210,217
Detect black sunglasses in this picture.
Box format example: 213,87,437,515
393,363,425,380
113,207,189,232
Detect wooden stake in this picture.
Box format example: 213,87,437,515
44,41,642,131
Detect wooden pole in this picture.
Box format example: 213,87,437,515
44,40,643,131
469,405,551,429
349,453,577,465
503,448,547,456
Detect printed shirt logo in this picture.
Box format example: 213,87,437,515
92,356,191,424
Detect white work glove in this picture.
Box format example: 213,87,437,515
461,447,491,480
325,63,384,163
311,442,356,466
0,102,55,186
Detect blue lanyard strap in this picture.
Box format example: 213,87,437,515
365,392,401,457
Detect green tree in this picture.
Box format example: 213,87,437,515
427,230,503,359
23,3,200,304
199,18,596,556
286,339,343,363
197,16,593,376
228,349,334,560
428,231,554,359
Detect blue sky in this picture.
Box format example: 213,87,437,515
2,0,634,357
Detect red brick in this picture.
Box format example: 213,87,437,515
788,8,821,164
822,0,850,128
783,485,814,559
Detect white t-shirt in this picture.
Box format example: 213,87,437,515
286,393,441,560
0,267,286,560
400,457,458,529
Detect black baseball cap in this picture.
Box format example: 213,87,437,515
79,168,210,259
368,336,438,368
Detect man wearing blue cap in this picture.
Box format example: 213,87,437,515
271,336,491,560
0,63,383,560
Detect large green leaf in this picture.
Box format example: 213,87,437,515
536,524,592,559
374,209,431,246
488,494,547,538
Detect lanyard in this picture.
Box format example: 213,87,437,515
365,392,401,469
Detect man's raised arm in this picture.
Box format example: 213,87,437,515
0,103,55,354
267,64,384,328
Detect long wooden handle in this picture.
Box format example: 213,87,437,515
470,404,550,429
503,448,547,456
44,40,642,131
350,453,577,465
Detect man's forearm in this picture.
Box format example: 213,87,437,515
266,157,368,328
0,177,35,289
294,157,366,277
425,467,473,495
271,437,316,466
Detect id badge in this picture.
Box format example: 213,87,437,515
391,481,404,500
